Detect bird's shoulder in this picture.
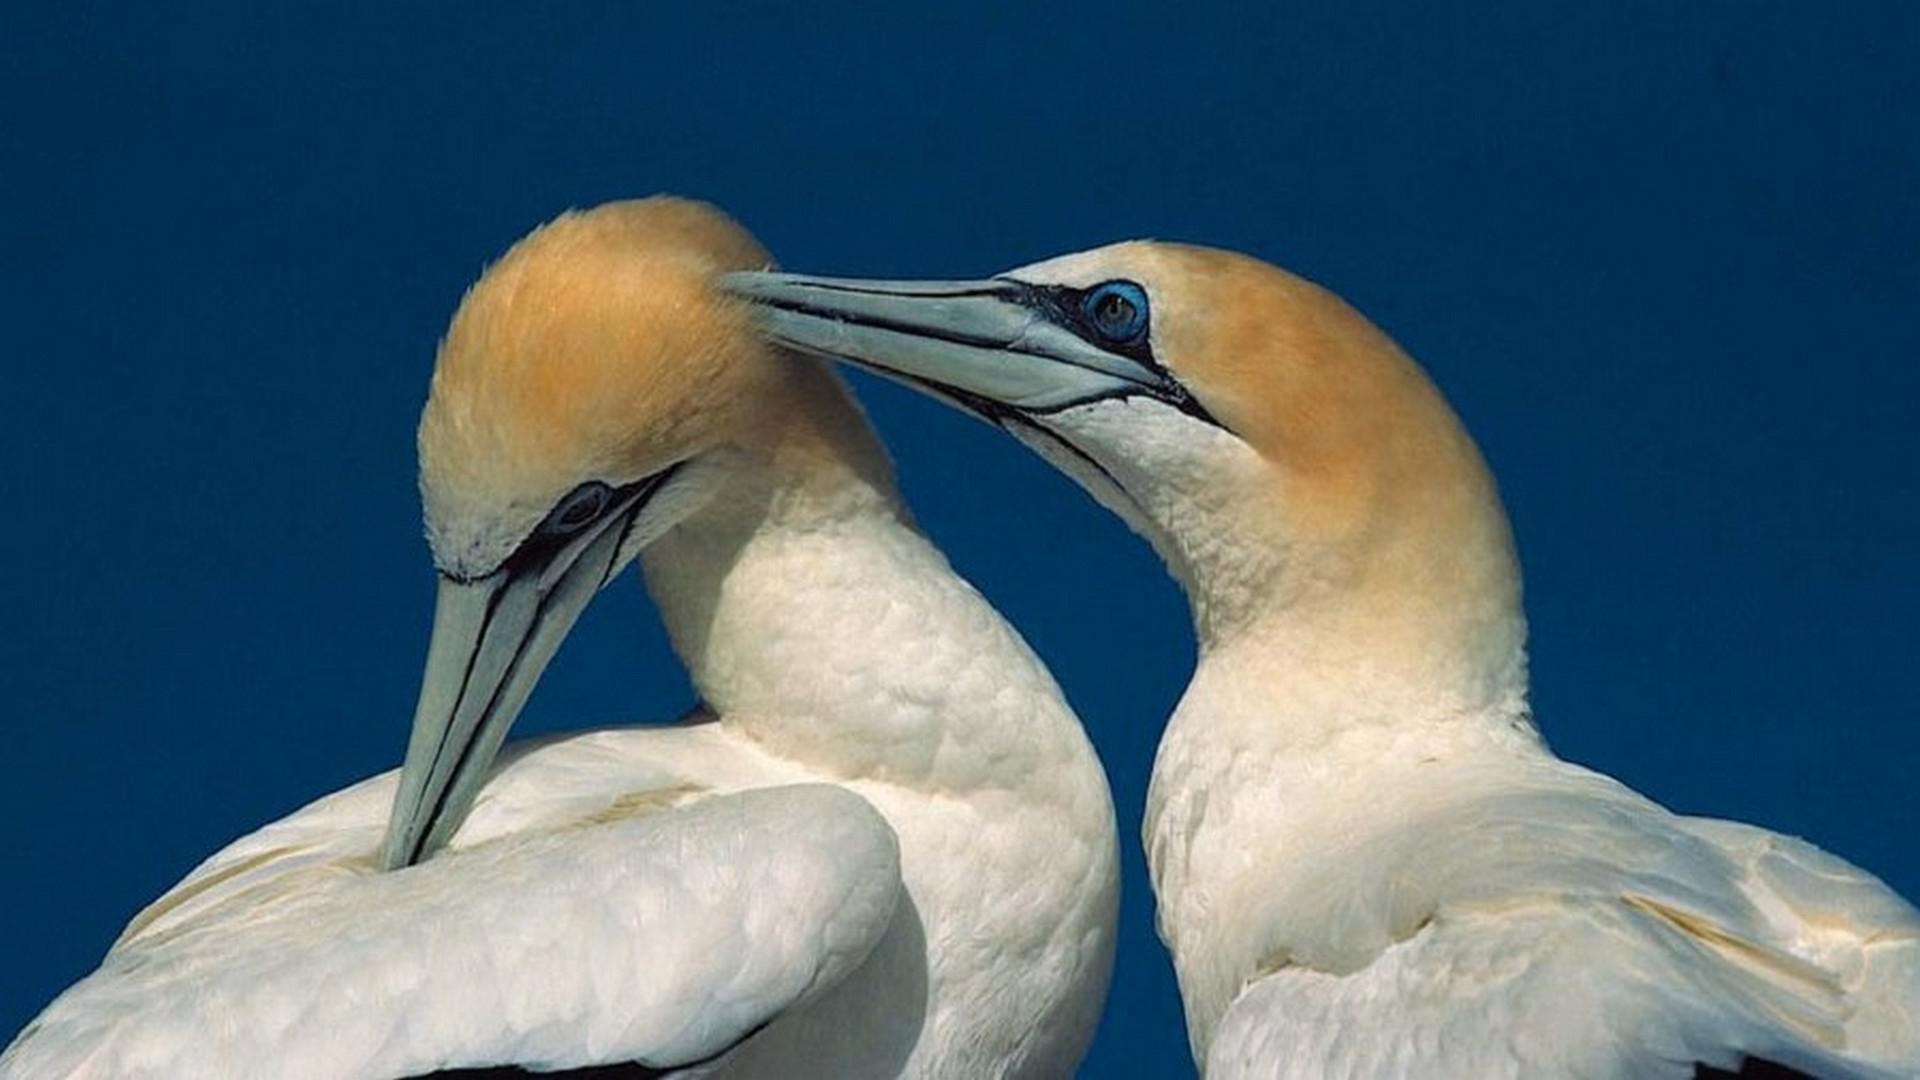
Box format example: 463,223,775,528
110,720,792,949
3,781,903,1079
1,718,906,1068
1207,890,1881,1079
1205,758,1918,1078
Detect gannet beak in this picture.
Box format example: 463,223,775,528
719,272,1206,421
379,488,650,870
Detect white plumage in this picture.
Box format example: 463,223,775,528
15,776,900,1077
724,243,1920,1078
2,200,1119,1078
1187,748,1920,1078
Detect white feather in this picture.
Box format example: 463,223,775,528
4,442,1120,1079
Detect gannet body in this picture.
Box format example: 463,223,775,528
3,201,1118,1079
726,246,1920,1079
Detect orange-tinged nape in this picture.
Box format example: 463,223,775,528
1115,242,1524,686
416,197,885,577
421,199,771,519
1141,245,1498,545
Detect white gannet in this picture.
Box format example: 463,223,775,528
724,247,1920,1079
2,199,1118,1079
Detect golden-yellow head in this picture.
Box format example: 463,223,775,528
1007,241,1502,545
389,196,890,868
724,241,1521,652
420,196,795,578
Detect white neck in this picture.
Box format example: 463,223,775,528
1049,400,1536,748
1044,398,1543,1052
634,382,1117,1076
1125,416,1540,890
637,433,1093,797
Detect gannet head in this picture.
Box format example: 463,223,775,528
385,197,809,868
723,245,1525,688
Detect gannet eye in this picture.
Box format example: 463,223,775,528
543,481,612,537
1082,281,1150,344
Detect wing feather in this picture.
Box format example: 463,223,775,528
3,783,902,1080
1205,760,1919,1079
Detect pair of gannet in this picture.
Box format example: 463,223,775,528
2,200,1119,1078
726,248,1920,1078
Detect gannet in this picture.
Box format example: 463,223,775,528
724,247,1920,1079
2,199,1118,1079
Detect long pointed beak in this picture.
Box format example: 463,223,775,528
718,272,1190,417
379,506,633,870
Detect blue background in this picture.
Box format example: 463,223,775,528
4,4,1915,1074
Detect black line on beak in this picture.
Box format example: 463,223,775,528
883,369,1132,500
595,462,684,590
765,278,1020,302
398,572,509,867
412,579,557,862
751,277,1229,433
751,281,1035,355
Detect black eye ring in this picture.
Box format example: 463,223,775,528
1081,280,1150,344
542,481,611,537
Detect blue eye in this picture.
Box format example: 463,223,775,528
1082,281,1150,344
543,481,611,537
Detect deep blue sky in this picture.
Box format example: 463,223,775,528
3,4,1915,1075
